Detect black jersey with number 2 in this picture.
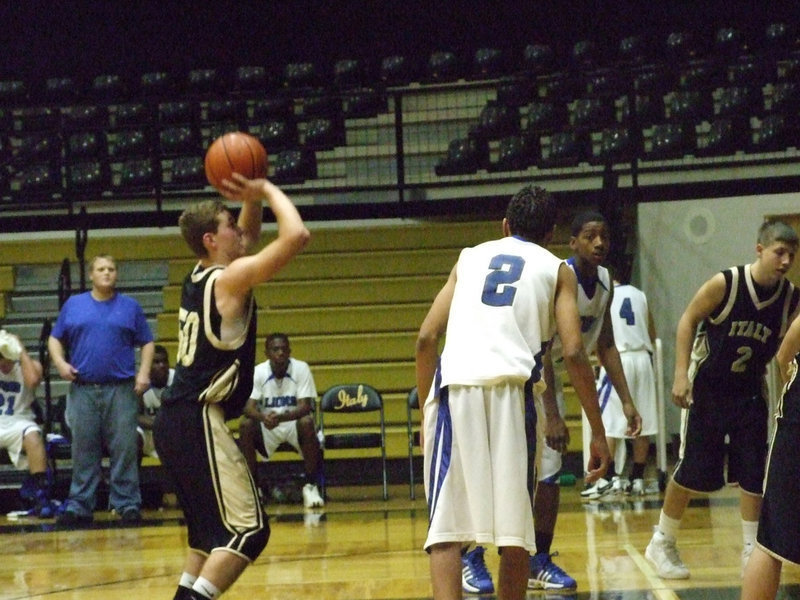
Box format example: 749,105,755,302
690,264,799,396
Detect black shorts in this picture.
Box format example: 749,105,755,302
154,401,269,561
757,418,800,565
672,384,767,494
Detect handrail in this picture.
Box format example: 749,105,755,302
38,318,53,435
57,258,71,309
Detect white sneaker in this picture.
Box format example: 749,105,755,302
302,483,325,508
611,476,630,495
645,528,690,579
630,478,645,496
580,477,613,500
741,542,754,577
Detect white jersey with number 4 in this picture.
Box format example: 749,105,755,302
609,283,653,353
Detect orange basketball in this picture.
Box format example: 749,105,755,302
204,131,268,190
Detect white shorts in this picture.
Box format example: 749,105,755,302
137,426,158,458
261,420,302,457
423,382,536,552
535,385,567,483
597,351,658,438
0,418,41,469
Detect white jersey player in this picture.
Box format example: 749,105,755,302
596,281,658,495
0,329,55,517
416,186,611,600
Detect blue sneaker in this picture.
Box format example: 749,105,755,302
461,545,494,594
528,551,577,590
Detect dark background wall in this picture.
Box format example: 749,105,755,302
1,1,796,82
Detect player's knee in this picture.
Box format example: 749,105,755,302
296,414,316,435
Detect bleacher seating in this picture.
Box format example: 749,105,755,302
0,22,794,229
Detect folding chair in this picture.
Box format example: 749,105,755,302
406,387,421,499
319,383,387,500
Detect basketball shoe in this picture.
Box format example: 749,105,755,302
645,528,689,579
528,551,577,590
302,483,325,508
461,545,494,594
630,478,645,496
580,477,613,500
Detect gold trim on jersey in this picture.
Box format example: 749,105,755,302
203,403,264,557
202,269,254,351
199,359,241,405
688,331,709,383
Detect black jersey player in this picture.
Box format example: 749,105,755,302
153,175,309,600
646,219,800,580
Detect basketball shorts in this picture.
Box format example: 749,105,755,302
535,386,566,483
261,420,302,458
757,418,800,565
154,401,269,561
597,350,658,438
423,381,536,552
0,418,41,469
672,384,767,494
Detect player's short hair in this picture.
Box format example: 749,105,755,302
178,200,229,257
153,344,168,357
505,185,557,242
758,219,799,250
570,211,608,236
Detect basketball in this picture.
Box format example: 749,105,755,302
204,132,268,190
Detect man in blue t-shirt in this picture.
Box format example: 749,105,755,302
49,254,154,525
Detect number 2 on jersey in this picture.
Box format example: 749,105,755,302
481,254,525,307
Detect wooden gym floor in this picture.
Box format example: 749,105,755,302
1,481,799,600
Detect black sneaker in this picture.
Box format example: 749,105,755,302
173,586,196,600
120,507,142,523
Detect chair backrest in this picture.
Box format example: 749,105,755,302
319,383,384,450
406,387,420,446
407,387,419,410
320,383,383,414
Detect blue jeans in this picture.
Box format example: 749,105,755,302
65,381,141,515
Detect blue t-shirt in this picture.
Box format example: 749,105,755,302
51,291,153,383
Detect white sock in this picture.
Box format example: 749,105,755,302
657,511,682,540
742,519,758,547
178,572,197,589
193,577,221,600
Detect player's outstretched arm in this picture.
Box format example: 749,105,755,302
672,272,726,408
596,292,641,437
219,176,310,297
416,265,456,404
540,347,569,454
554,263,609,482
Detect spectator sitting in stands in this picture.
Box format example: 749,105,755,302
137,344,174,465
239,333,324,508
0,329,56,518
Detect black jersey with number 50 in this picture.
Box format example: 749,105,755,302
162,263,257,420
690,264,799,395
